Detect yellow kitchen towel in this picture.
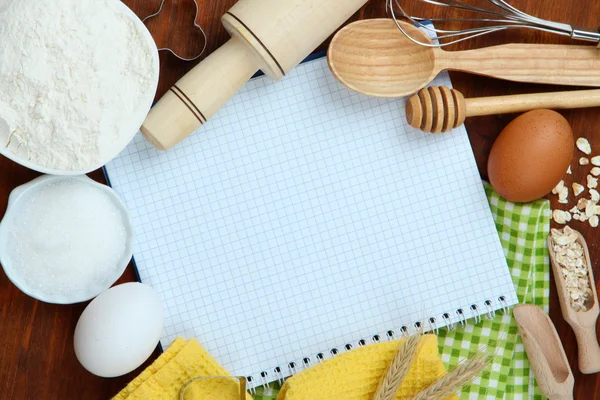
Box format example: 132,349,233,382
115,335,455,400
277,334,457,400
113,337,253,400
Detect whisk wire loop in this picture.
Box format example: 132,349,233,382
387,0,600,47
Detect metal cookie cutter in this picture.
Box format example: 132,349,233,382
143,0,207,61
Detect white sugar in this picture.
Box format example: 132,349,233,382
5,178,128,299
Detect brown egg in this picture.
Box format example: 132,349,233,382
488,109,573,203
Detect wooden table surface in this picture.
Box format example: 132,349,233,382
1,0,599,398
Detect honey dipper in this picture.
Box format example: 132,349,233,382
406,87,600,133
548,228,600,374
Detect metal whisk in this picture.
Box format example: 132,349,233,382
387,0,600,47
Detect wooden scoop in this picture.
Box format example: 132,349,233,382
405,87,600,133
548,229,600,374
514,305,574,400
327,19,600,98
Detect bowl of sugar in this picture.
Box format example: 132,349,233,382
0,0,159,175
0,175,134,304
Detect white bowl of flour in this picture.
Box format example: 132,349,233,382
0,0,159,174
0,175,134,304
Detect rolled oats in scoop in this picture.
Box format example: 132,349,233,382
550,227,593,312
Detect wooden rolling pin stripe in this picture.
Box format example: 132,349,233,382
170,85,207,124
225,12,286,77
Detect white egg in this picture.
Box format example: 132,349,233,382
74,282,163,377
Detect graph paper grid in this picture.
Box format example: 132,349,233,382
105,56,517,388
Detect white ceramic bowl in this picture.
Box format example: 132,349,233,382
0,175,134,304
0,1,159,176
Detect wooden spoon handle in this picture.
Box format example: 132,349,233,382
465,89,600,118
439,44,600,88
572,324,600,374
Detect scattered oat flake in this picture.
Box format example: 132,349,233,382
558,187,569,204
552,180,565,195
552,210,569,224
577,138,592,155
592,167,600,177
586,201,597,217
573,183,584,196
573,213,581,221
577,198,589,210
567,165,573,174
580,157,590,166
588,175,598,189
592,156,600,166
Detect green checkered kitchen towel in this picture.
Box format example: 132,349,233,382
253,183,551,400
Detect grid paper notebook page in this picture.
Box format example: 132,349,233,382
105,58,517,387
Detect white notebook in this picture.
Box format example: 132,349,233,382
105,55,517,388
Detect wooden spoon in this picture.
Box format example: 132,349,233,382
327,19,600,98
513,305,574,400
548,229,600,374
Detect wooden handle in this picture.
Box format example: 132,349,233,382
466,89,600,117
438,43,600,87
572,324,600,374
513,305,574,400
549,395,577,400
141,38,261,150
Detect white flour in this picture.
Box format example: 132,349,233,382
0,0,156,171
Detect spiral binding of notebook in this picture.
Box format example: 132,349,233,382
246,295,511,393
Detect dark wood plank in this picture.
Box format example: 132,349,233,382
0,0,599,398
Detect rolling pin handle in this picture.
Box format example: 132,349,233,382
141,38,261,150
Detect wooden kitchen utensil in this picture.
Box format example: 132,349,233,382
548,229,600,374
406,87,600,133
327,19,600,98
141,0,369,151
513,304,574,400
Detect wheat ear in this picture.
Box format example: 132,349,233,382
372,332,422,400
411,351,490,400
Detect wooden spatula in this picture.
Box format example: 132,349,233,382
548,228,600,374
514,304,574,400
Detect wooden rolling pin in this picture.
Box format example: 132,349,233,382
406,87,600,133
142,0,368,150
